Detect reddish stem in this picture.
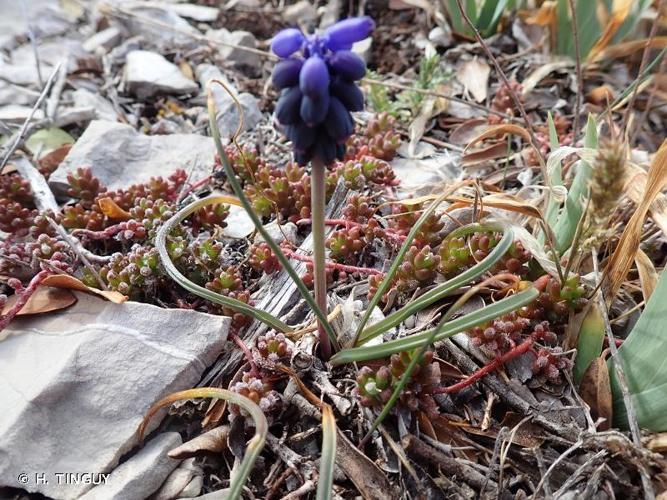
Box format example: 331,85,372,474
230,331,259,377
72,223,128,240
435,339,534,394
178,175,213,201
282,248,383,276
0,270,52,331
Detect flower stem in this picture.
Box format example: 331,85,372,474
311,158,331,359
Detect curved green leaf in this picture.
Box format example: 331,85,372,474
357,223,514,345
316,405,337,500
331,287,539,365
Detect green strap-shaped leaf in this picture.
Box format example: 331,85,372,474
316,405,337,500
331,287,539,365
357,223,514,345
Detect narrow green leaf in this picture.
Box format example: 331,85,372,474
477,0,509,37
206,85,338,348
610,269,667,431
351,190,455,346
552,115,597,253
573,304,605,385
141,388,267,500
155,196,293,333
357,223,514,345
317,405,337,500
547,111,560,150
445,0,466,35
331,287,539,365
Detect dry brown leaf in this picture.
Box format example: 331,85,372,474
604,141,667,302
2,285,77,316
462,142,510,165
578,356,613,430
521,61,571,95
446,193,543,219
593,36,667,61
625,164,667,237
587,85,615,105
588,0,637,61
456,58,490,103
41,274,127,303
97,197,131,220
635,248,659,302
465,124,533,152
647,433,667,453
37,144,72,173
449,118,491,146
168,426,229,459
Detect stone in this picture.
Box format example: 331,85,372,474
48,120,216,194
70,88,118,122
80,433,183,500
196,64,262,138
0,82,38,106
223,204,256,239
152,458,201,500
0,105,45,123
124,50,199,99
206,28,261,68
0,293,229,499
283,0,317,25
121,4,199,47
83,26,122,53
168,3,219,22
352,37,372,63
254,221,298,245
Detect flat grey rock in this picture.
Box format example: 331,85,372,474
283,1,317,24
48,120,216,194
0,104,44,123
124,50,199,99
196,64,262,138
206,28,260,68
0,293,229,499
80,433,183,500
83,26,122,53
254,221,298,245
70,89,119,122
168,3,219,22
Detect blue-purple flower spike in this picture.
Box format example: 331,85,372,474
270,17,374,165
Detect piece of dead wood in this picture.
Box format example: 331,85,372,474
402,434,497,492
578,356,613,431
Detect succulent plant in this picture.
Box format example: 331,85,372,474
345,112,401,161
249,242,281,275
66,168,106,208
357,350,440,416
125,198,175,240
61,203,105,231
389,203,443,248
224,145,267,184
0,199,38,236
337,156,398,190
537,275,587,321
255,331,292,364
369,245,440,303
230,372,281,418
488,79,524,124
271,17,374,165
190,203,230,233
0,173,32,204
99,245,161,297
326,226,367,264
206,266,253,328
532,347,572,384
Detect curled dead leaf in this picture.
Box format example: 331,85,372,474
461,142,511,165
97,197,131,220
456,58,490,103
579,356,613,430
41,274,127,303
587,85,615,105
37,144,72,174
465,124,533,152
168,426,230,459
635,248,658,302
2,286,77,316
587,0,635,61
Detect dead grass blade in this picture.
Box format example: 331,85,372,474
603,140,667,302
587,0,635,61
635,248,659,302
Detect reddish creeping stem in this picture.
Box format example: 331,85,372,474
230,331,260,378
282,247,383,275
434,339,534,394
0,270,52,331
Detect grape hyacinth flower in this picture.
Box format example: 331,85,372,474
270,16,374,359
271,16,374,165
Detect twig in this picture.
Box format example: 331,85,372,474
451,0,546,172
622,0,663,132
530,439,583,499
629,55,666,147
434,339,534,394
567,0,583,140
0,61,63,169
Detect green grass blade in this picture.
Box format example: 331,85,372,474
331,287,539,365
155,196,292,333
350,190,456,346
610,269,667,431
573,304,605,385
206,86,338,348
477,0,509,37
316,405,337,500
357,223,513,345
141,388,267,500
552,115,597,253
